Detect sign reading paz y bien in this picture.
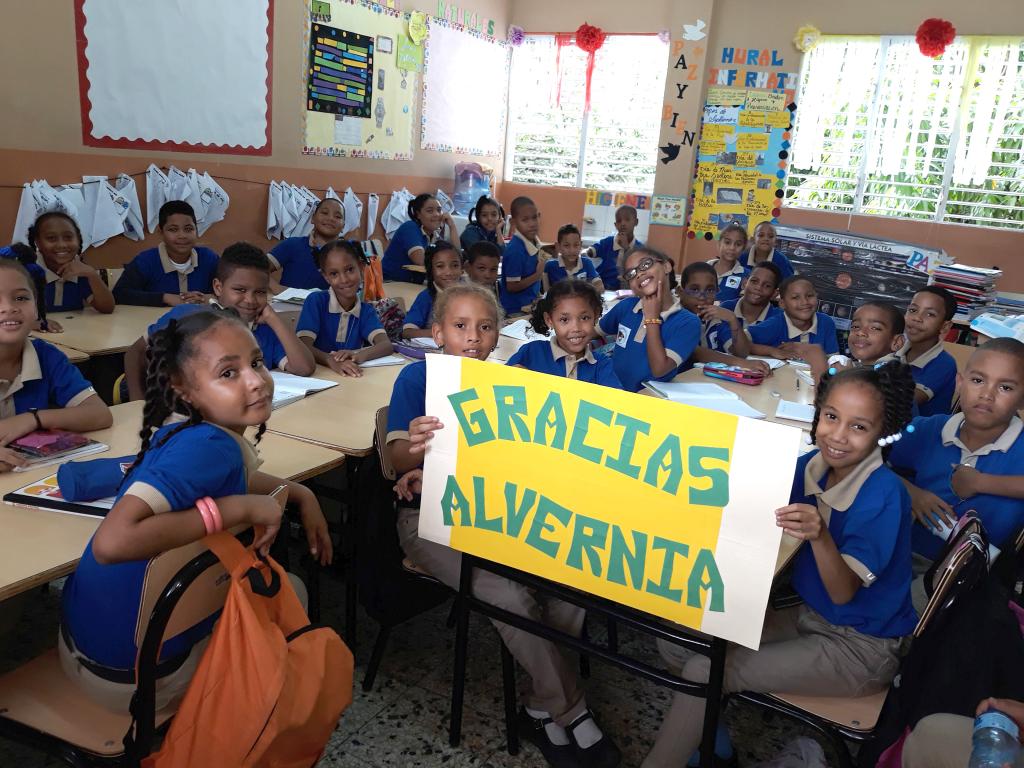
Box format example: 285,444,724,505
419,356,801,649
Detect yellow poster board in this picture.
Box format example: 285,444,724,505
419,356,802,649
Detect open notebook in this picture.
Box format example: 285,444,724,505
271,371,337,409
644,381,765,419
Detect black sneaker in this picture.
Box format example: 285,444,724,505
565,710,621,768
517,707,581,768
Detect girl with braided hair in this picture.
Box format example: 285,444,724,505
60,309,330,712
645,361,918,768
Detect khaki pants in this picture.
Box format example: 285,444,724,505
397,506,587,726
911,553,932,617
902,713,973,768
642,605,905,767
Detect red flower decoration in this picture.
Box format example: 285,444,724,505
575,23,605,54
916,18,956,58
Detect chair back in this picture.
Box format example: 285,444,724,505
375,406,396,481
915,520,988,638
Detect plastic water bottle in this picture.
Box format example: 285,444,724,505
968,710,1021,767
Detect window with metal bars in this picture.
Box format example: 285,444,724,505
504,34,668,194
786,36,1024,230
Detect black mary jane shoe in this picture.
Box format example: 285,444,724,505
565,710,621,768
517,707,581,768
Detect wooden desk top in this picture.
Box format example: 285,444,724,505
0,401,345,601
267,362,407,455
384,281,425,308
47,341,90,364
672,364,816,427
32,306,166,356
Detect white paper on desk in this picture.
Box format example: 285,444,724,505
645,383,765,419
748,355,786,370
500,318,552,342
645,382,740,401
775,400,814,424
360,354,407,368
404,336,440,349
273,287,314,304
270,371,337,409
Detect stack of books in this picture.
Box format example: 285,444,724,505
929,264,1002,322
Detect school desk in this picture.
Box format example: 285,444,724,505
0,401,346,602
383,280,424,309
31,306,167,356
402,264,427,274
672,364,815,427
49,342,90,364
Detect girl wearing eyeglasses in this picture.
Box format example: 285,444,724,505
596,247,700,392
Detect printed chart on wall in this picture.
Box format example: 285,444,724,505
688,87,796,240
421,18,509,155
303,0,417,160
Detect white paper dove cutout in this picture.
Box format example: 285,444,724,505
682,19,706,41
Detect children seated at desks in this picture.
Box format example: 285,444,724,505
895,286,959,417
747,275,840,360
542,224,603,293
707,223,750,304
463,240,501,296
591,204,642,290
498,196,545,316
383,193,457,283
296,240,393,376
0,260,111,472
509,280,622,388
739,221,795,279
124,242,316,401
269,197,344,292
459,195,506,255
888,338,1024,613
26,211,115,314
402,241,464,340
387,283,621,767
113,201,218,307
719,260,782,330
60,310,331,711
597,247,700,393
644,363,918,768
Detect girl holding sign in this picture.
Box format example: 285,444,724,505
643,362,918,768
388,283,622,768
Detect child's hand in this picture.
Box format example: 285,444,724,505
534,256,546,276
779,341,818,360
394,468,423,501
0,413,40,446
243,494,285,556
256,304,283,329
698,305,734,325
408,416,443,454
295,488,332,566
640,278,664,321
0,446,28,472
328,350,362,377
775,503,823,540
34,318,63,333
908,485,955,530
745,359,772,377
976,698,1024,733
180,291,206,305
951,464,984,500
58,260,96,281
163,293,183,307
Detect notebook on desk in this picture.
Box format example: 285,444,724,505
4,473,114,518
271,371,338,409
9,430,109,472
644,381,766,419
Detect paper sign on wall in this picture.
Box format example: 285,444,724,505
745,91,786,111
419,355,801,649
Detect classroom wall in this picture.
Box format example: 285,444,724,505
0,0,509,267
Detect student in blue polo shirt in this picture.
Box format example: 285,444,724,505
383,193,457,283
268,197,344,292
113,201,219,307
597,247,700,393
720,260,783,330
739,221,795,279
123,242,316,401
0,260,111,472
60,310,330,712
677,262,750,356
509,279,621,389
499,196,547,316
889,338,1024,612
707,223,750,304
646,362,918,768
401,241,464,340
296,240,393,376
747,275,840,360
543,224,603,294
590,204,642,290
895,286,958,417
26,211,115,314
459,195,506,255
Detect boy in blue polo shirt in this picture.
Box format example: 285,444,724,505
542,224,603,293
268,197,344,291
676,262,751,357
297,240,393,376
590,205,642,290
123,242,316,401
895,286,958,416
499,196,546,316
747,275,840,359
889,338,1024,612
720,261,782,330
113,201,219,307
739,222,795,279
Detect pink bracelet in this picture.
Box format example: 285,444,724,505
195,497,223,534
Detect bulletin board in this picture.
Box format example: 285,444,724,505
421,19,509,155
688,87,796,240
303,0,417,160
75,0,273,155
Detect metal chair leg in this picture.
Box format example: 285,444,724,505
449,558,473,747
362,625,391,691
699,638,727,768
500,642,519,755
606,617,618,654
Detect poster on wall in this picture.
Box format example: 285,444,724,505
420,18,509,156
582,190,652,241
75,0,272,155
303,0,417,160
688,87,796,241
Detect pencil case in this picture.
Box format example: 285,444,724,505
702,362,765,386
57,455,134,502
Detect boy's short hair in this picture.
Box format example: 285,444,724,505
158,200,197,228
778,274,814,298
509,196,536,218
750,260,782,287
217,242,271,282
556,223,581,242
615,204,638,219
915,285,957,322
465,240,501,263
681,261,717,284
857,300,905,335
974,337,1024,372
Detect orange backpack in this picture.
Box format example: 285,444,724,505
142,532,353,768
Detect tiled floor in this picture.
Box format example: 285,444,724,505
0,562,846,767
